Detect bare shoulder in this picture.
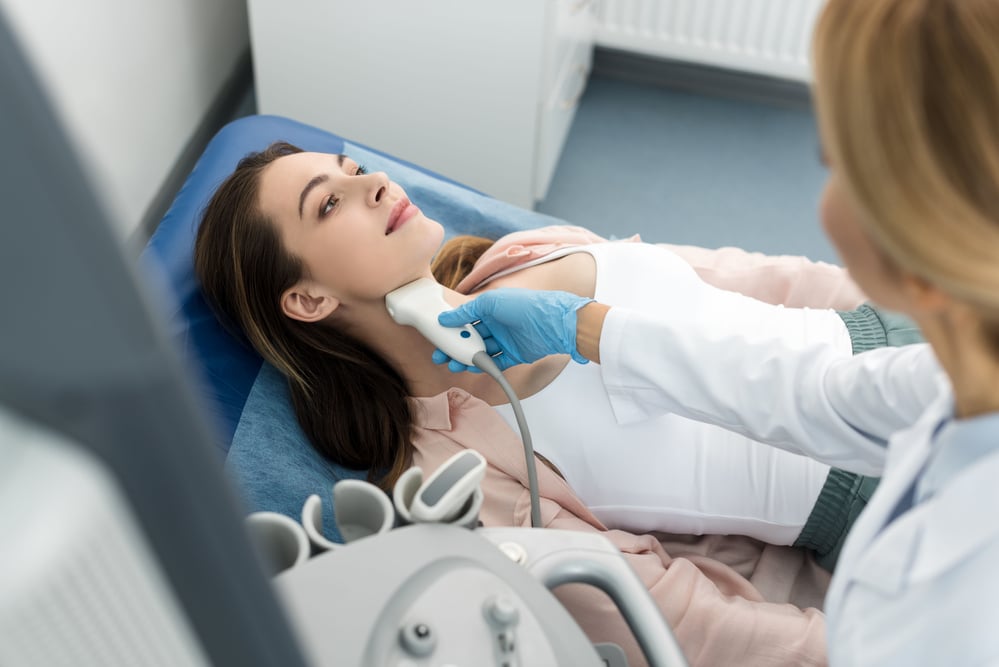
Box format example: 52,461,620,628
475,251,597,299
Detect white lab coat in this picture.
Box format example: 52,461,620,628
598,304,999,666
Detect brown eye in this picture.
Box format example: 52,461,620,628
320,195,339,217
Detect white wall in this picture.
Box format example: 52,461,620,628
2,0,249,238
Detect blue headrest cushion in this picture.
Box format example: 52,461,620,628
140,115,569,530
140,114,561,455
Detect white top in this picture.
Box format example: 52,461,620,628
598,245,999,665
494,241,853,544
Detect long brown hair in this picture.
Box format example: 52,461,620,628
194,142,415,489
431,234,495,289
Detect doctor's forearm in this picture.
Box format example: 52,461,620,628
593,301,892,475
576,301,610,363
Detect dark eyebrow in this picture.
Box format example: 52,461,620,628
297,154,347,219
298,174,329,219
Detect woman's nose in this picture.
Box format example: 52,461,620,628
365,171,390,207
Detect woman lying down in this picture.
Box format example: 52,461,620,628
194,143,921,667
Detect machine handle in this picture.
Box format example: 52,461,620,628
530,549,689,667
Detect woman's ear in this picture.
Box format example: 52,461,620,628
900,271,951,315
281,281,340,323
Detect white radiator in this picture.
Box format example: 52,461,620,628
595,0,826,82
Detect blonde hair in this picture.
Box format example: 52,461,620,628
812,0,999,314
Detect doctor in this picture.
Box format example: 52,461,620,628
437,0,999,664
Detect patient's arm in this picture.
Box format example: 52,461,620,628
662,243,866,310
456,224,866,310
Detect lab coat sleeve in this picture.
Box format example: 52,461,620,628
600,301,942,477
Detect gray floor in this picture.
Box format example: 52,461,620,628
537,72,838,264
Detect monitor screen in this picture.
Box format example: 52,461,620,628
0,10,307,666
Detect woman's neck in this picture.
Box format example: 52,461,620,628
917,307,999,419
342,283,570,404
337,285,502,400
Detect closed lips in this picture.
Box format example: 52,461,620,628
386,197,412,234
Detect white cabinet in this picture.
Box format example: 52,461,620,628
248,0,595,209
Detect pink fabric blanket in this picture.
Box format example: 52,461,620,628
411,389,829,667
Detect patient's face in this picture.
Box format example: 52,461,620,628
258,151,444,303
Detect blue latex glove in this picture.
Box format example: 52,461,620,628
434,288,594,372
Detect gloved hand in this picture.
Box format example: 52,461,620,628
434,288,594,372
